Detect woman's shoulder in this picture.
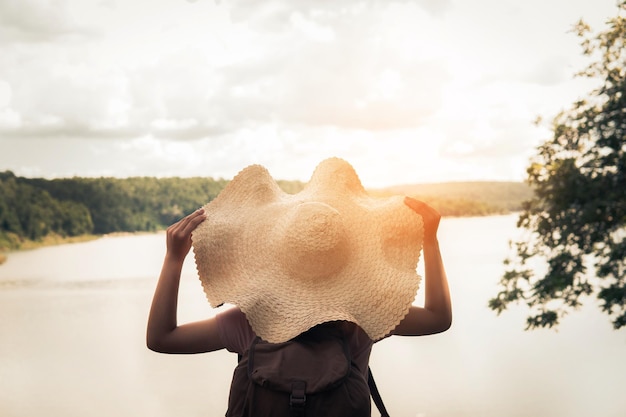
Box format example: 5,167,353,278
215,306,257,354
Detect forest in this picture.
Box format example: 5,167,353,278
0,170,531,253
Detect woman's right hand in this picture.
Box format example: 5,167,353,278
404,197,440,242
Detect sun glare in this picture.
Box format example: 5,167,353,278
373,69,403,100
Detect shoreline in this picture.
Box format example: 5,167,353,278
0,211,521,265
0,230,164,265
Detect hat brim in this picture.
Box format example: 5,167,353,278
192,157,423,343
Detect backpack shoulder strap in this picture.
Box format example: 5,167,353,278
368,367,390,417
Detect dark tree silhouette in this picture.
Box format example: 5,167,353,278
490,1,626,329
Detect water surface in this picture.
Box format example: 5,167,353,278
1,215,624,417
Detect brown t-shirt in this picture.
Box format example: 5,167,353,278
215,307,375,378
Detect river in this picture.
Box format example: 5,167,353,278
0,214,624,417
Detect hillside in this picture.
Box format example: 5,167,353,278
370,181,533,216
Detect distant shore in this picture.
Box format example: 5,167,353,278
0,211,523,266
0,231,162,265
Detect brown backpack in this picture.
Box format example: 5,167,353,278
225,322,389,417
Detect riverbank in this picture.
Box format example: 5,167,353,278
0,229,168,266
0,211,521,266
0,233,120,265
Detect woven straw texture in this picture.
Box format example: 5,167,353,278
192,157,424,343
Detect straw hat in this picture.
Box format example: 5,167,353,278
192,157,424,343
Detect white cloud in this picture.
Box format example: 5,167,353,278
0,0,620,184
0,0,455,140
0,0,90,42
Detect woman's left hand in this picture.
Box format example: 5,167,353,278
165,208,206,262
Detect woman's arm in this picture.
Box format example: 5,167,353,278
392,198,452,336
146,208,226,354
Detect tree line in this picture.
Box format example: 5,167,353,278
0,171,231,250
0,170,523,251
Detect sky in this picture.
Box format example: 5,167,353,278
0,0,620,188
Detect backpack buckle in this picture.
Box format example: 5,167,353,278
290,380,306,409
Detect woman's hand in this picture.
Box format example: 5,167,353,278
165,208,207,263
404,197,440,242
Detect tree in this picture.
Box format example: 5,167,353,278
489,1,626,329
